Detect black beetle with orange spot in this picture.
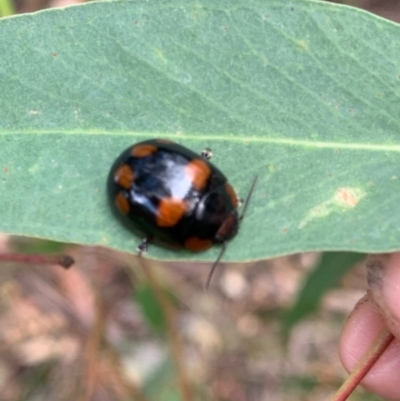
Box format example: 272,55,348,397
107,138,256,287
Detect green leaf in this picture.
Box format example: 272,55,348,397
143,358,202,401
282,251,366,338
135,283,167,333
142,358,176,400
0,0,15,17
1,0,400,263
12,237,69,254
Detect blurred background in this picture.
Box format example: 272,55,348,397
0,237,370,401
0,1,398,400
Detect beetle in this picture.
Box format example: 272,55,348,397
107,138,256,287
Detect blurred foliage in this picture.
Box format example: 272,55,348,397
12,237,69,255
136,283,167,334
0,0,15,16
282,252,366,340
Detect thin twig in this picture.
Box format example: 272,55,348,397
0,253,74,268
81,290,105,401
104,346,152,401
140,258,194,401
330,328,394,401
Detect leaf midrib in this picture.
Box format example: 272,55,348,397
1,130,399,152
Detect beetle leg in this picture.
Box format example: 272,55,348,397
201,147,213,160
137,237,151,256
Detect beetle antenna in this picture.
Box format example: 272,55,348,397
205,176,258,290
204,242,227,290
239,175,258,221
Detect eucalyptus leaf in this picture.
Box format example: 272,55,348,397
1,0,399,263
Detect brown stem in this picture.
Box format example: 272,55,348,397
330,328,394,401
104,346,152,401
78,283,151,401
140,258,194,401
0,253,74,268
81,290,105,401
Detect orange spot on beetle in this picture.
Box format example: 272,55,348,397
156,198,188,227
185,159,211,191
215,213,238,242
114,164,135,190
132,144,157,157
115,193,130,215
184,237,213,252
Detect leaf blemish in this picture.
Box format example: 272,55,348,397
335,187,362,208
153,48,167,64
266,164,274,173
296,40,307,51
298,187,365,229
